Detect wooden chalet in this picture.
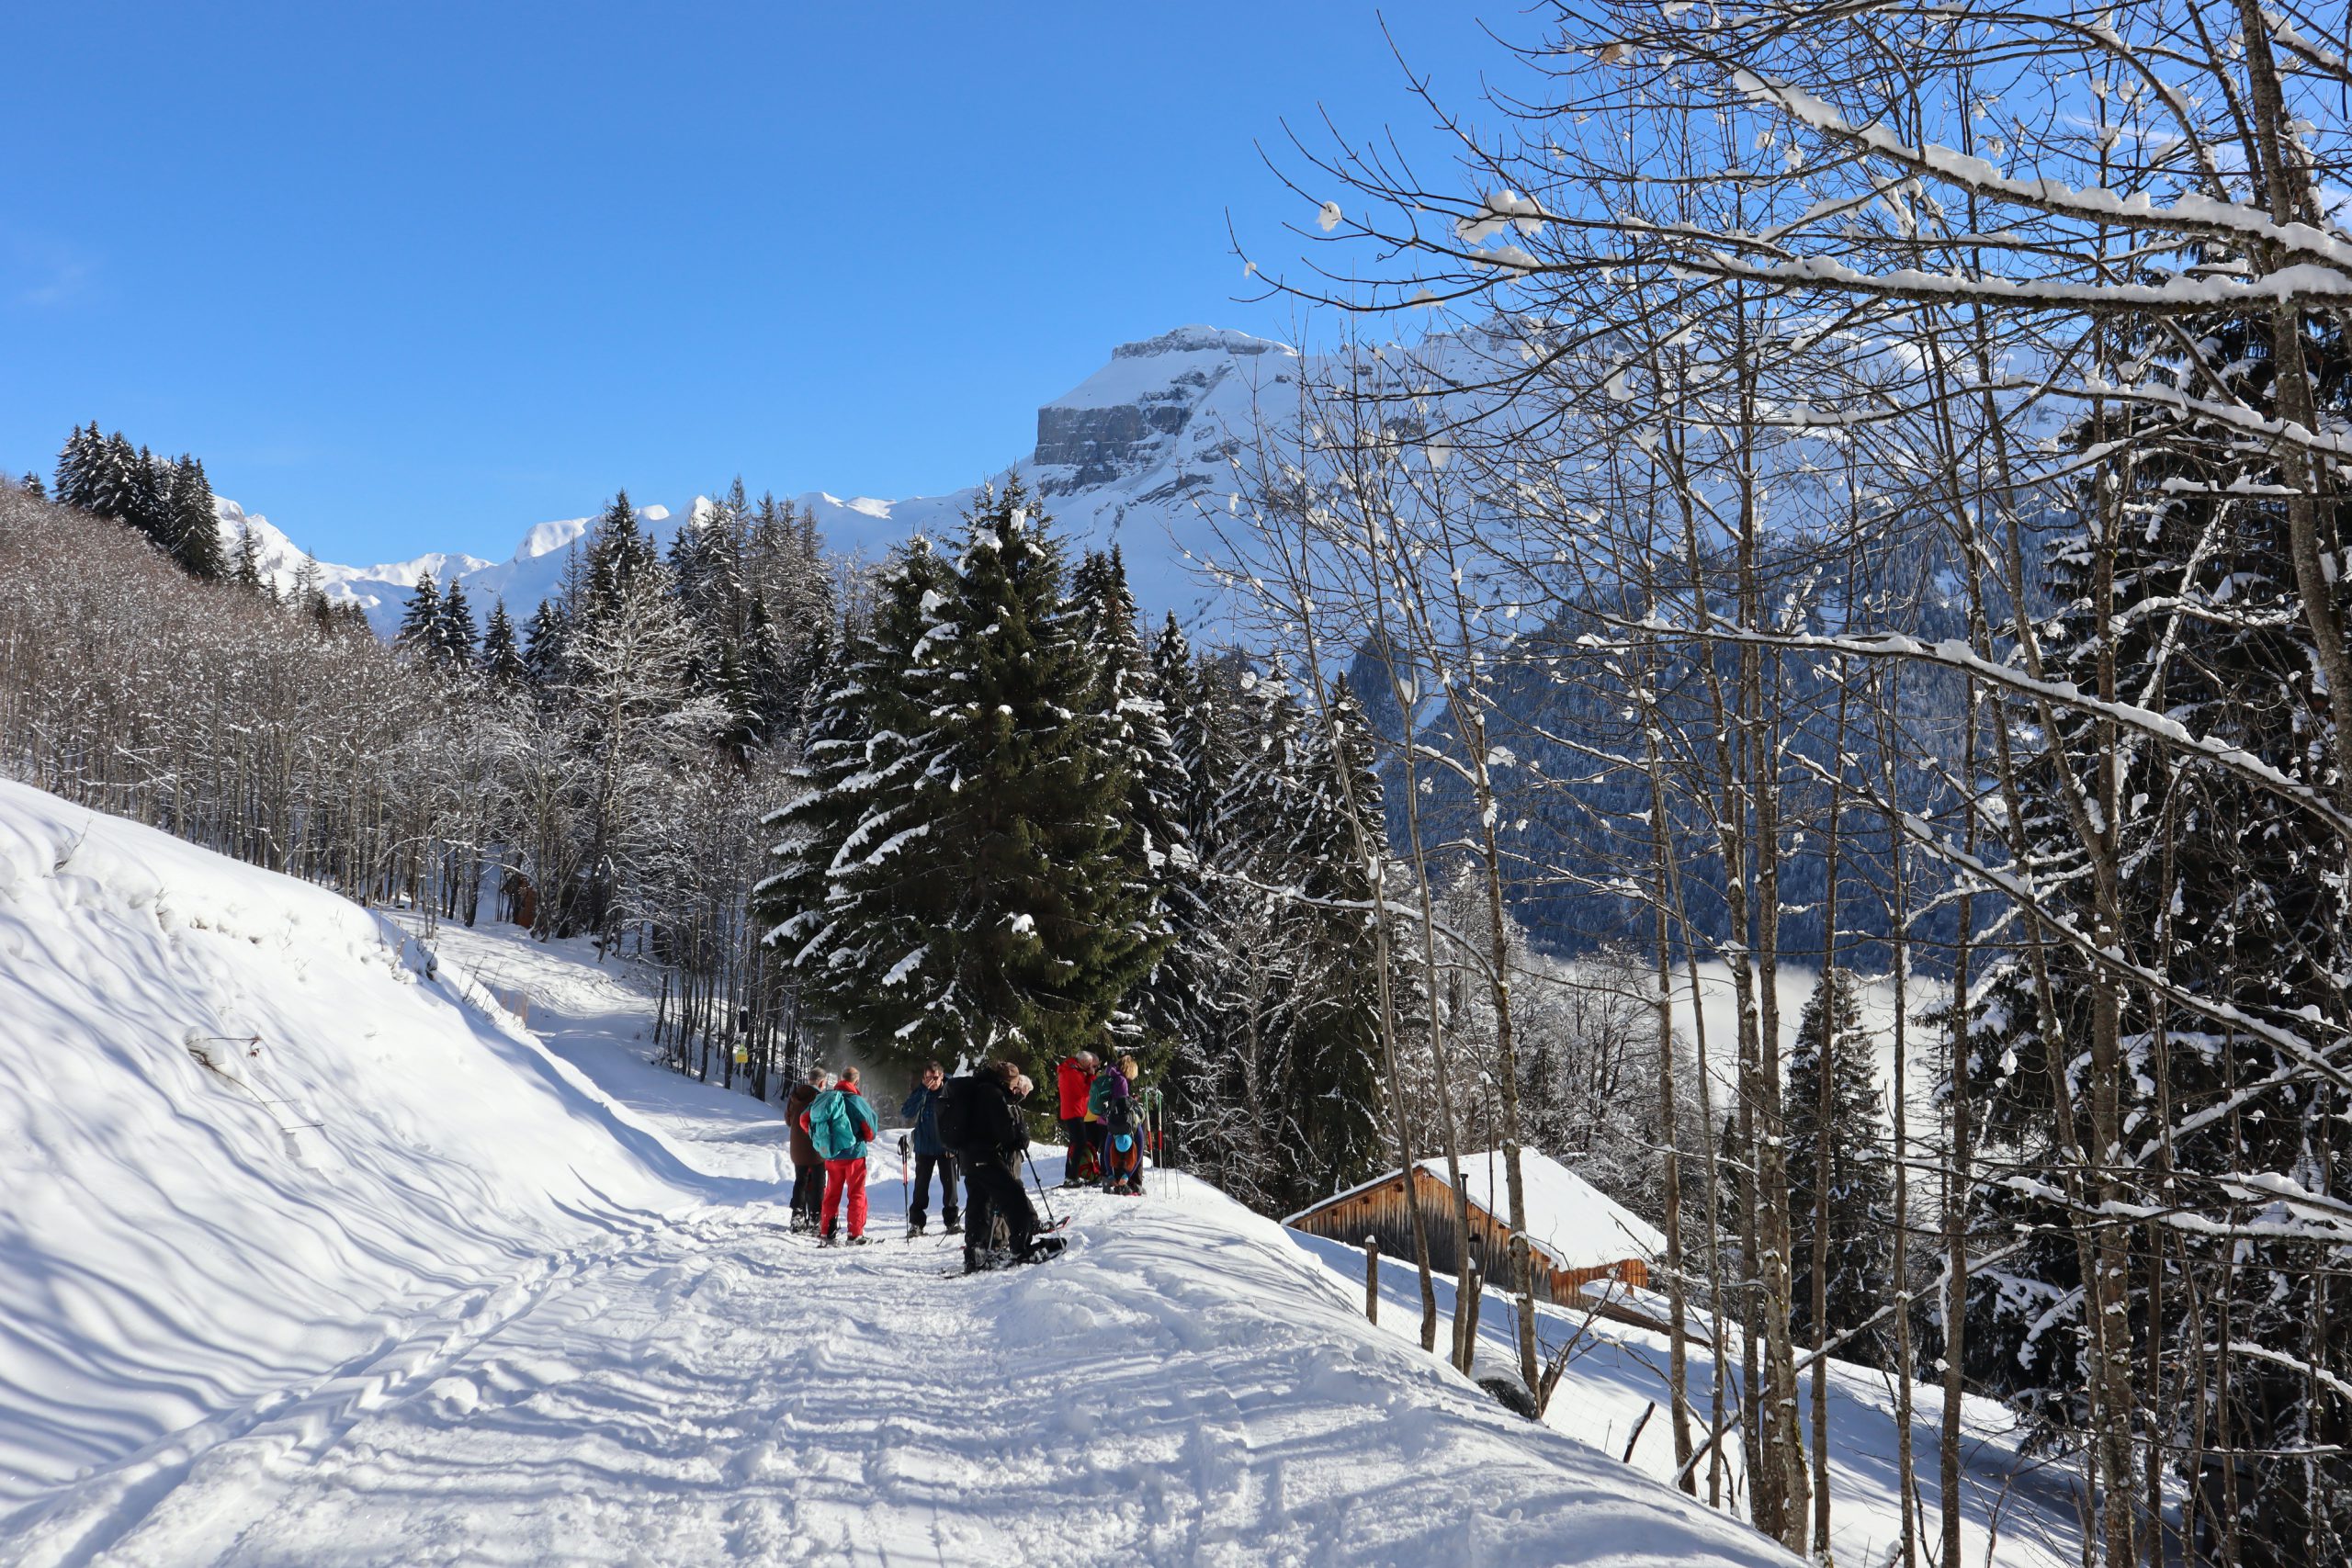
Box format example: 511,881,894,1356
1284,1150,1661,1303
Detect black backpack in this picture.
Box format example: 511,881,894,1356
1105,1089,1138,1134
937,1075,980,1149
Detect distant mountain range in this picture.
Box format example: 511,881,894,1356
216,324,1306,637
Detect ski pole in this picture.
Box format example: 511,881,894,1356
1022,1146,1059,1226
899,1134,910,1226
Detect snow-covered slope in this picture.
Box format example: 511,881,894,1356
0,780,1806,1566
1286,1232,2089,1568
0,778,747,1506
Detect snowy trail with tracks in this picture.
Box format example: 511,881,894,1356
4,908,1794,1568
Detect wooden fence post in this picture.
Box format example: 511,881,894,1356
1364,1235,1380,1325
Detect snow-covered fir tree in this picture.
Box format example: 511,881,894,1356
760,536,956,1054
397,572,444,660
480,601,527,688
230,522,266,595
1782,967,1892,1368
761,486,1166,1080
435,578,478,671
162,454,223,580
1173,668,1397,1214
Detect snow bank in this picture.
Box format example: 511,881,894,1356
0,778,747,1504
8,1163,1802,1568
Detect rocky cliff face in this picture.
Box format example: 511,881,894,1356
1029,327,1294,495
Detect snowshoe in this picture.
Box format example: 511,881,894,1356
907,1220,926,1238
850,1235,873,1247
1020,1235,1067,1263
944,1218,963,1235
820,1233,840,1248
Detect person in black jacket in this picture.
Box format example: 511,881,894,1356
943,1061,1062,1273
899,1061,961,1237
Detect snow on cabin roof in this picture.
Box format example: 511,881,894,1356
1287,1149,1665,1274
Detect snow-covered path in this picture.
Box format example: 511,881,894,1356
5,908,1797,1568
13,1181,1795,1568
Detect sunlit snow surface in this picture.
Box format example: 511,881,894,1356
0,780,1798,1567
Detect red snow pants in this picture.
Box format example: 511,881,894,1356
821,1156,868,1239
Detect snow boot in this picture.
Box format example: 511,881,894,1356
907,1219,926,1238
944,1217,963,1235
850,1235,873,1247
820,1231,840,1248
1020,1235,1067,1264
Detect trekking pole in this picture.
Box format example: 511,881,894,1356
1022,1146,1060,1226
899,1134,910,1230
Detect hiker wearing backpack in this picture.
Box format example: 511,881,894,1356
798,1066,878,1245
941,1060,1062,1272
1054,1050,1098,1186
784,1069,828,1232
899,1061,960,1237
1092,1054,1145,1196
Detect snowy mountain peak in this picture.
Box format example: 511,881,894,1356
212,326,1306,636
1105,323,1293,364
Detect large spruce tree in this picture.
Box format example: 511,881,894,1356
761,486,1167,1081
164,455,223,579
1783,967,1892,1367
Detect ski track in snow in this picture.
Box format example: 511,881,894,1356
4,911,1800,1568
8,1193,1796,1568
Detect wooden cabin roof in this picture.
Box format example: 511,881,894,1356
1285,1149,1663,1273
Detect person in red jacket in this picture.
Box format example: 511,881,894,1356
1054,1050,1098,1186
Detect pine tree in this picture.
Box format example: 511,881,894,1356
398,572,444,660
581,491,657,626
759,538,956,1038
709,641,761,763
51,423,99,509
1783,967,1893,1366
123,445,171,554
523,598,570,689
1172,667,1397,1213
762,486,1165,1081
230,523,265,592
481,601,528,688
1073,550,1190,1057
164,455,224,579
435,579,478,671
75,433,139,527
20,470,46,500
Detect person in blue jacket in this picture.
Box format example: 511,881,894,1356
899,1061,961,1237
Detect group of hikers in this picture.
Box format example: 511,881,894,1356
779,1048,1156,1272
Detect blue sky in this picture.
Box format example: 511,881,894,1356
1,2,1505,565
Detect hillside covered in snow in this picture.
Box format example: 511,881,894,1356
0,779,1807,1567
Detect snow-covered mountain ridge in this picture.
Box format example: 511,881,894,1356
220,324,1306,637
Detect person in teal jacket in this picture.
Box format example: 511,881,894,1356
799,1066,877,1244
1089,1055,1140,1192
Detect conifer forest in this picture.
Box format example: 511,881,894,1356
6,4,2352,1565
